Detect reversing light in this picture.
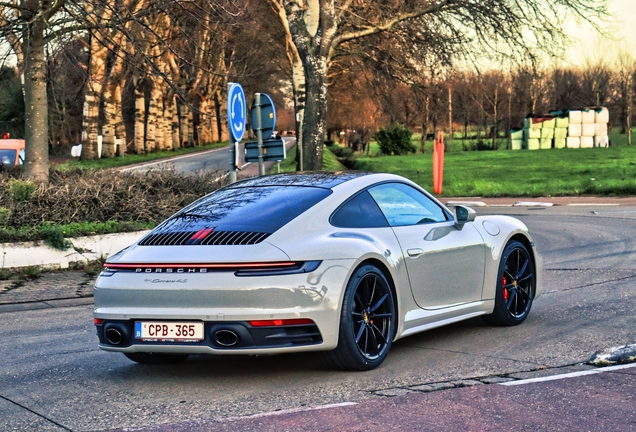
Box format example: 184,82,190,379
94,318,104,325
249,318,315,327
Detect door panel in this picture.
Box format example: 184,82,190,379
393,222,486,310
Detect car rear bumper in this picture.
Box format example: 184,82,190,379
93,259,355,354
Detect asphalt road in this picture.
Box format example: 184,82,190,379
119,138,295,178
1,205,635,431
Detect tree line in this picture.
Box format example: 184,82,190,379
0,0,608,182
328,59,636,150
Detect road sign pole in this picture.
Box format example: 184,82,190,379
227,82,246,183
255,93,265,176
228,83,237,183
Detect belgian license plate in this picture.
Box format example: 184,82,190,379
134,321,204,341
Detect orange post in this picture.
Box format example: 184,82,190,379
432,131,445,194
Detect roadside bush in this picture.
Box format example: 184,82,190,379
373,123,415,155
0,169,226,242
7,178,36,201
0,207,10,225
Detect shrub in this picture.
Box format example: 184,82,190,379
373,123,415,155
7,178,36,202
41,225,72,250
0,207,10,225
19,265,41,280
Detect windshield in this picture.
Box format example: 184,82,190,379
0,149,16,165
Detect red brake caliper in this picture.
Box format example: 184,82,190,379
502,276,509,301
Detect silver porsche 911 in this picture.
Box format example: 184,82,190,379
94,172,542,370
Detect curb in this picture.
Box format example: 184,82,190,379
1,230,149,270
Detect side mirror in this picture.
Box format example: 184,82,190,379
454,205,476,230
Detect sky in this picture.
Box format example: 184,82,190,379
564,0,636,66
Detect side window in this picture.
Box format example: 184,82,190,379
368,183,448,227
330,191,389,228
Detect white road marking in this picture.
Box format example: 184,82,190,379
500,363,636,386
219,402,358,423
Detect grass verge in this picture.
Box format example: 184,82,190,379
53,142,228,170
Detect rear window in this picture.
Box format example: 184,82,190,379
157,185,332,233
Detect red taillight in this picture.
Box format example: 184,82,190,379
94,318,104,325
249,318,315,327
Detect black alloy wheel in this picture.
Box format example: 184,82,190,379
321,264,396,371
485,240,535,326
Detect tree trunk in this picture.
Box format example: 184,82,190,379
113,84,126,155
171,96,180,149
134,82,145,154
23,18,49,183
301,54,328,170
147,83,160,152
101,89,116,158
179,102,190,147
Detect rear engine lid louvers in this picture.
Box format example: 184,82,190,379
139,230,270,246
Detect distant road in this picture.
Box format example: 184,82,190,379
119,138,296,178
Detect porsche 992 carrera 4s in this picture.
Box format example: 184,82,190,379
94,172,542,370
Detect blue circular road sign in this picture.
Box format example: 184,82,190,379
227,83,246,142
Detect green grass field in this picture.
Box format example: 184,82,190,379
290,129,636,197
355,145,636,197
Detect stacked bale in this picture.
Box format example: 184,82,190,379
554,116,568,149
594,107,609,147
513,106,609,151
510,129,523,150
540,117,555,149
523,117,542,150
567,110,582,148
580,109,595,148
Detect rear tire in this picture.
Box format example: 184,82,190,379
123,352,190,364
484,240,535,326
321,264,396,371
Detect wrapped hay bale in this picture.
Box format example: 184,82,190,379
594,135,609,147
554,128,568,139
568,123,582,137
595,107,609,123
527,128,541,139
555,117,569,128
594,123,608,136
541,128,554,139
582,123,595,137
510,129,524,140
568,110,582,124
541,117,556,128
540,138,552,149
580,136,594,148
511,139,523,150
554,138,566,149
527,138,540,150
566,137,580,148
581,109,595,124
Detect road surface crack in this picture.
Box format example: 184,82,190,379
0,394,73,431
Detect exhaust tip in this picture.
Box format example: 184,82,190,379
214,329,240,347
105,327,124,345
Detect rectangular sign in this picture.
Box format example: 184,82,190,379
244,138,286,162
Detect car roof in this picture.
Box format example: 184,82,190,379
227,171,375,190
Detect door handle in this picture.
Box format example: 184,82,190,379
407,248,424,257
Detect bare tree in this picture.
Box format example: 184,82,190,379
267,0,607,170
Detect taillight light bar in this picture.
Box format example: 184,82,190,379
101,261,321,276
104,262,299,270
249,319,315,327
